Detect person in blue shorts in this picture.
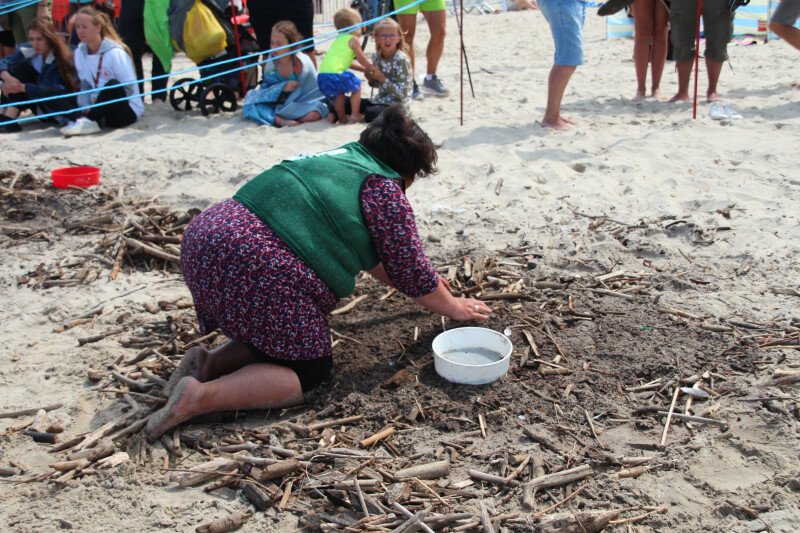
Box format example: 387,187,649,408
770,0,800,77
537,0,586,129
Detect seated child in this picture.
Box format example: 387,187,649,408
317,7,375,124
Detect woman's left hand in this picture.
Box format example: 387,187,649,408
448,297,492,322
284,81,299,92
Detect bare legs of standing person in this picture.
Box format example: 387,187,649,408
542,65,576,129
421,9,446,78
669,58,723,102
632,0,669,101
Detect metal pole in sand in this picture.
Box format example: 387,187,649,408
460,0,464,125
692,0,703,119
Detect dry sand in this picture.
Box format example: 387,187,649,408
1,10,799,533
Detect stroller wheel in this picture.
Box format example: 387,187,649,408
169,77,200,111
199,84,238,116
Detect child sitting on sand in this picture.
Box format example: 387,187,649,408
362,18,413,123
317,8,375,124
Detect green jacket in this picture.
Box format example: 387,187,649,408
234,142,401,298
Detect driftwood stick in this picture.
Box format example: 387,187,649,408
260,458,301,481
175,457,239,487
240,480,273,511
469,469,520,487
479,502,495,533
389,508,430,533
532,481,590,517
522,464,593,510
392,502,435,533
360,426,396,448
394,460,450,481
331,294,369,316
0,403,64,419
195,511,252,533
289,415,364,436
660,386,682,447
124,237,181,262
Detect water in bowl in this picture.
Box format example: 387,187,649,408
440,347,504,366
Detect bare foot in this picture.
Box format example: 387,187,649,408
275,116,300,127
651,88,663,99
163,346,208,397
348,113,364,123
668,92,690,102
561,116,577,125
632,90,646,102
146,376,200,441
707,92,721,103
540,117,572,130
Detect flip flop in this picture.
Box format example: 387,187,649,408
597,0,635,16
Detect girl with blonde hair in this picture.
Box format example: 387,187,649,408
63,6,142,136
242,20,329,127
362,18,413,122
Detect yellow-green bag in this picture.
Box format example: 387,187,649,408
183,0,227,64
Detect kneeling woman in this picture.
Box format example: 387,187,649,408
63,7,143,137
146,107,492,440
0,18,79,133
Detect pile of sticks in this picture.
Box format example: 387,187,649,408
67,192,198,280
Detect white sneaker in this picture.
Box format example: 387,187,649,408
62,118,101,137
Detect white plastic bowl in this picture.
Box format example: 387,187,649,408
432,327,513,385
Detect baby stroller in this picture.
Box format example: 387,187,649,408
167,0,259,115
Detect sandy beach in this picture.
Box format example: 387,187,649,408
1,9,799,533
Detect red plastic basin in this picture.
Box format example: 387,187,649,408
51,166,101,188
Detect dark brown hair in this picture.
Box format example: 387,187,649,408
358,106,437,180
27,18,78,92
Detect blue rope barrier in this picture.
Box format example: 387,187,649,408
2,0,424,126
0,0,423,113
0,0,41,16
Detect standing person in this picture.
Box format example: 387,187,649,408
247,0,316,66
668,0,732,102
117,0,168,103
769,0,800,67
362,17,412,122
1,11,16,58
394,0,448,99
62,6,142,136
631,0,668,101
317,8,375,124
144,107,493,441
242,20,329,127
8,0,51,46
0,18,79,132
537,0,586,129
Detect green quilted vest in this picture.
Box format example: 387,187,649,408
233,142,401,298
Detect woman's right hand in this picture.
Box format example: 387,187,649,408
284,81,299,92
447,297,492,322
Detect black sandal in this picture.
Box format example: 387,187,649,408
597,0,636,16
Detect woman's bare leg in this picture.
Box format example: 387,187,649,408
397,14,418,77
650,1,669,97
632,0,654,101
146,362,305,440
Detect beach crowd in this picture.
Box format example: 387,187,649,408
1,0,798,135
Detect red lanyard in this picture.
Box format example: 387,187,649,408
93,53,105,87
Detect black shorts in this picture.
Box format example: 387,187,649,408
0,30,14,48
247,0,316,53
246,343,333,399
